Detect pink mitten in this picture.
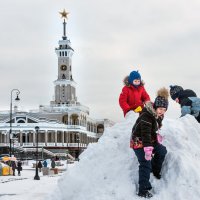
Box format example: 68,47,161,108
157,133,163,144
144,146,154,161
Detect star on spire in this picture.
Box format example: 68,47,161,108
59,9,69,19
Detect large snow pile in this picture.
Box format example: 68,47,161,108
50,111,200,200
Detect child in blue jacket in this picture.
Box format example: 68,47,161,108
170,85,200,123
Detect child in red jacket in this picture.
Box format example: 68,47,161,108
119,70,150,116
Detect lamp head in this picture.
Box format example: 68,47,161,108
15,95,20,101
35,126,40,132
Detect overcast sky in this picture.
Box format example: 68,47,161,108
0,0,200,122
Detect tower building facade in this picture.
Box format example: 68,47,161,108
0,10,114,160
52,13,77,105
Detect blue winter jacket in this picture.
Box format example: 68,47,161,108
181,97,200,118
43,160,48,167
179,89,200,120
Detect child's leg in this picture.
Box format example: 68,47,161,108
151,143,167,177
134,149,152,192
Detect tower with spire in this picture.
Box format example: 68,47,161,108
51,9,77,106
0,9,114,161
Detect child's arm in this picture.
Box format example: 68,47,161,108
181,106,191,117
141,87,150,103
180,98,192,117
119,87,131,114
140,114,153,147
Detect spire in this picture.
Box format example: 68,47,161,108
59,9,69,40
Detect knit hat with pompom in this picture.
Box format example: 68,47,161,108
154,87,169,110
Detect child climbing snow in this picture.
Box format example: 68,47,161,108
170,85,200,123
119,70,150,116
131,87,168,198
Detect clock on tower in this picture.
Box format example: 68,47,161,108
60,65,67,71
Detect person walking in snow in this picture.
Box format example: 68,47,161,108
169,85,200,123
51,158,56,169
17,160,22,176
43,160,48,168
131,88,168,198
38,160,42,172
119,70,150,116
11,160,17,176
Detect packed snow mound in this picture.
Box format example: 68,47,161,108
50,111,200,200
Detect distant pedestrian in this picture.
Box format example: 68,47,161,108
43,160,48,168
17,160,22,176
11,160,17,176
38,161,42,172
51,158,56,169
55,155,59,161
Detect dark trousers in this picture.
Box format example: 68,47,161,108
12,169,15,176
134,143,167,192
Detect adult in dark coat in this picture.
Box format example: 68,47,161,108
170,85,200,123
11,160,17,176
131,88,168,198
51,158,56,169
17,160,22,176
38,161,43,172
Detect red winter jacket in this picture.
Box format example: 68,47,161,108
119,76,150,116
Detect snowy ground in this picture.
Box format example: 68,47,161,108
1,112,200,200
0,160,70,200
49,111,200,200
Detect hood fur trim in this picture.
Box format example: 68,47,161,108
123,75,145,86
145,102,157,118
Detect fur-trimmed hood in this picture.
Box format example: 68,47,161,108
123,75,145,87
145,102,157,118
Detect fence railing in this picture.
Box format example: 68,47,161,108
0,142,87,148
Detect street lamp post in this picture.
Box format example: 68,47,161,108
12,139,15,156
34,126,40,180
66,149,69,169
9,89,20,157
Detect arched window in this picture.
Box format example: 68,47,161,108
17,119,26,123
62,115,68,124
62,74,66,79
97,124,104,133
18,120,25,123
70,114,79,125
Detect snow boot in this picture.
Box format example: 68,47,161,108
138,190,153,198
152,169,161,179
153,172,161,179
